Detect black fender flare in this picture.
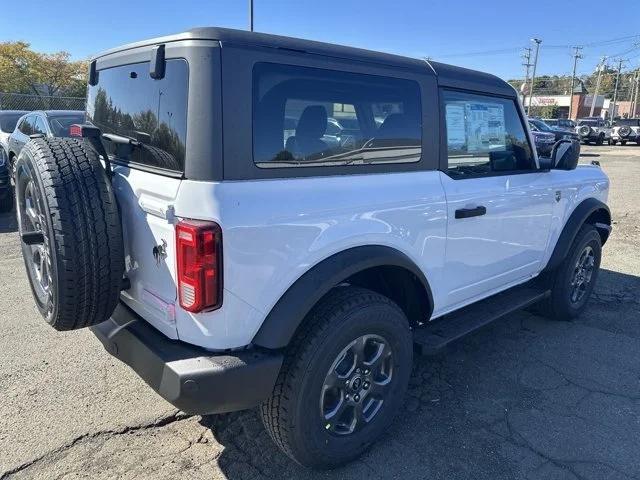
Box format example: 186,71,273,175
251,245,433,350
544,198,611,272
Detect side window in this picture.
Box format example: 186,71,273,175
32,116,47,135
443,90,535,177
253,63,422,168
18,116,34,135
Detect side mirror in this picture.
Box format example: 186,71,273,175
550,139,579,170
538,156,553,170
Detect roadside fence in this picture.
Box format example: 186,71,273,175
0,92,85,111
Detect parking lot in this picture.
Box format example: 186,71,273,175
0,144,638,480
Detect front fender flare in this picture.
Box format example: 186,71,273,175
251,245,433,350
544,198,611,272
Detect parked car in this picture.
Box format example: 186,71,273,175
7,110,85,170
610,118,640,145
0,110,28,212
527,120,556,156
575,117,612,145
543,118,576,131
529,118,581,157
13,27,611,469
0,110,28,156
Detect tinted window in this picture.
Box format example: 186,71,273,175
18,116,34,135
48,113,85,137
86,59,188,172
544,119,558,126
253,63,422,168
0,113,26,133
616,119,640,127
32,116,47,135
578,119,598,126
443,90,534,177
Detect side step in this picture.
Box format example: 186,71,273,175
413,282,550,355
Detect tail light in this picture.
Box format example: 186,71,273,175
175,220,223,313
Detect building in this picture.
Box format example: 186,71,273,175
522,93,606,119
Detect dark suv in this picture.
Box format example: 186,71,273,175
8,110,85,168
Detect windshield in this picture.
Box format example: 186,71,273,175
48,113,86,137
0,113,26,133
616,119,640,127
578,119,598,126
530,119,552,132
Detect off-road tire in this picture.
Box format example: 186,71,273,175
260,286,413,469
540,224,602,320
14,138,124,330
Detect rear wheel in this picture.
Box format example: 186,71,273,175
15,138,124,330
260,286,413,469
540,225,602,320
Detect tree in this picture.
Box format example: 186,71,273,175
0,41,87,97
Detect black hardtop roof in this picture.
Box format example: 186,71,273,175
93,27,515,97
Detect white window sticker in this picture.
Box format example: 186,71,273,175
445,104,466,148
465,103,506,153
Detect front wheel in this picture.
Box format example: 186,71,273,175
541,225,602,320
260,287,413,469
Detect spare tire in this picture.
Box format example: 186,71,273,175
14,138,124,330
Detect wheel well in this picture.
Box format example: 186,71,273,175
584,207,611,245
344,265,432,327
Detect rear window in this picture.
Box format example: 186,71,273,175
253,63,422,168
616,119,640,127
86,59,188,172
0,113,25,133
48,113,86,137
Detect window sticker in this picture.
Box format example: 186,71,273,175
465,103,505,153
445,104,466,148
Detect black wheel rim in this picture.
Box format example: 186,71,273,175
570,245,595,304
16,162,53,312
320,334,393,436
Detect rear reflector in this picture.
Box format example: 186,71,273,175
175,220,223,313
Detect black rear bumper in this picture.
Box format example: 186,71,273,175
90,303,283,415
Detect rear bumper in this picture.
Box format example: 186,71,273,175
90,303,283,414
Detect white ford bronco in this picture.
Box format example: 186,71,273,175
14,28,611,469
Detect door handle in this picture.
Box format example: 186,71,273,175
455,206,487,219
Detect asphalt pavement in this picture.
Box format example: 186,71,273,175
1,144,639,480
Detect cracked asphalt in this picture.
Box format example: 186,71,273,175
1,145,639,480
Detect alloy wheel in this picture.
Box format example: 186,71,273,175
320,334,393,436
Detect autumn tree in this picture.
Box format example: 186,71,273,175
0,41,87,97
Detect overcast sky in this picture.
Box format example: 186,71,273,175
1,0,639,80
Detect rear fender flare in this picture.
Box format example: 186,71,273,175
251,245,433,350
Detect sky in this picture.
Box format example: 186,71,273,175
1,0,639,81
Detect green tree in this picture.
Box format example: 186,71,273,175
0,41,87,97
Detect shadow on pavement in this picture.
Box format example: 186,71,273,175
0,211,17,233
200,268,640,480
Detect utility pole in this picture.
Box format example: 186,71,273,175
590,57,607,117
610,58,626,121
568,46,583,120
521,47,533,109
249,0,254,31
527,38,542,115
631,70,640,118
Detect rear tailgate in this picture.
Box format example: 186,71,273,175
86,56,190,338
113,168,180,338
